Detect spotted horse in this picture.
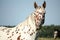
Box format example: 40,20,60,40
54,29,60,40
0,1,46,40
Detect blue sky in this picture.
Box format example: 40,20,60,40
0,0,60,26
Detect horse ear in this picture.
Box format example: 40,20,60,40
34,2,38,9
42,1,46,8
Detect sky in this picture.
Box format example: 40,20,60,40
0,0,60,26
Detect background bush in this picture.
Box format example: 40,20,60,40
36,25,60,38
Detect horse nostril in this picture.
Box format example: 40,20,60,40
43,15,45,18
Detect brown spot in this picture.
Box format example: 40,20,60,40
23,38,25,39
19,35,21,38
17,36,20,40
2,29,4,31
16,31,18,34
9,36,11,38
16,27,18,29
18,29,20,31
28,29,30,31
30,33,33,36
27,29,31,34
15,30,17,32
33,32,35,33
6,30,10,33
24,32,26,34
19,33,21,34
8,37,9,38
7,33,9,35
7,30,10,32
32,30,35,33
12,32,14,33
12,34,14,36
10,39,12,40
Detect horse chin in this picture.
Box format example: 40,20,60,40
41,19,45,25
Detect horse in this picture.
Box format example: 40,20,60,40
0,1,46,40
54,29,60,39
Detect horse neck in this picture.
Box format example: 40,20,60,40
27,13,35,25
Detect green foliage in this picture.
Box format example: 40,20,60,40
4,25,15,28
37,25,60,37
0,25,15,28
